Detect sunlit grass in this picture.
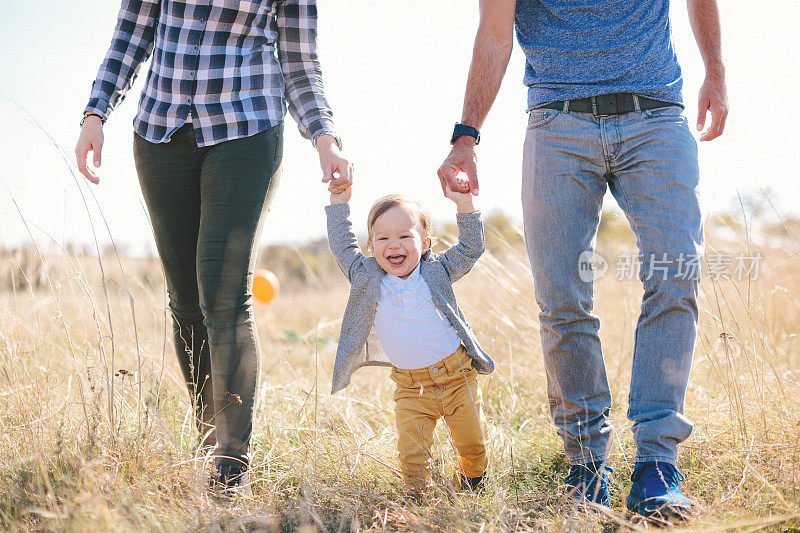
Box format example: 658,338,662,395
1,209,799,531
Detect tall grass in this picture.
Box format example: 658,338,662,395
1,99,798,529
0,207,798,531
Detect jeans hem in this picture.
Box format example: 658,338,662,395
566,451,608,466
213,451,249,467
633,454,677,465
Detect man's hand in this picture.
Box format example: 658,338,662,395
444,184,476,214
687,0,727,141
317,134,353,196
75,115,104,184
696,71,728,141
438,136,478,196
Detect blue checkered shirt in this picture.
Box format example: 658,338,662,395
85,0,337,147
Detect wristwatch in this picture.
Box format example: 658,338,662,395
450,123,480,145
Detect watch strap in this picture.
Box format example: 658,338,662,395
450,123,480,145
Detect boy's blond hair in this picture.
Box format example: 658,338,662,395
366,194,434,249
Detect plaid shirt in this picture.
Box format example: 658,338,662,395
85,0,337,147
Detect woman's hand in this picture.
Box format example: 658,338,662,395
317,134,353,196
75,115,104,184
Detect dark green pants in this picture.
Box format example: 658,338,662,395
133,123,283,465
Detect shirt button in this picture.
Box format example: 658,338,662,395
432,367,439,375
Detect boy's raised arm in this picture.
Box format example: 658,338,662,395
325,202,365,282
438,187,485,282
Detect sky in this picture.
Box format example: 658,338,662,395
1,1,798,255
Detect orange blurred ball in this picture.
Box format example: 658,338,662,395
252,269,280,304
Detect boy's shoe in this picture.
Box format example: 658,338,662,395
564,461,612,506
457,472,486,493
626,461,691,519
402,483,434,506
210,460,252,500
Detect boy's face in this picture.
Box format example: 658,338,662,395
370,206,430,279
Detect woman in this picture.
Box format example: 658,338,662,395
75,0,352,493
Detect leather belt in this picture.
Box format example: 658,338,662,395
540,93,676,116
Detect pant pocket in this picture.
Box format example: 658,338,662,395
527,108,560,129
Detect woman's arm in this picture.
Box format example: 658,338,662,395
85,0,161,121
76,0,161,183
275,0,335,143
275,0,353,190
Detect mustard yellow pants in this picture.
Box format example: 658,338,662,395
390,346,488,486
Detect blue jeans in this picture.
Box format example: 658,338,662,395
521,104,702,465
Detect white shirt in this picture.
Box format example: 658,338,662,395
374,264,462,369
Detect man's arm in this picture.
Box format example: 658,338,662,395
437,0,516,196
687,0,728,141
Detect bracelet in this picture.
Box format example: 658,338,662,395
80,113,105,127
313,132,342,151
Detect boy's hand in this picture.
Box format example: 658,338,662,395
329,181,352,204
444,185,476,214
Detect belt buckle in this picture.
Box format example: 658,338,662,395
592,94,621,117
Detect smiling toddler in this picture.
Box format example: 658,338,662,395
324,183,494,491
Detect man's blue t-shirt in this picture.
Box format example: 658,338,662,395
515,0,684,110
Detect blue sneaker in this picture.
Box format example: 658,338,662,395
627,461,692,519
564,461,612,506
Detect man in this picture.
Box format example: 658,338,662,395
438,0,727,518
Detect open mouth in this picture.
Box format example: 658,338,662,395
386,254,406,267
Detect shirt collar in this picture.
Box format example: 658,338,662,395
383,262,421,286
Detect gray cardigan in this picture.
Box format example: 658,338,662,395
325,202,494,394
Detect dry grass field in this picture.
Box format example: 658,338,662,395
0,211,798,532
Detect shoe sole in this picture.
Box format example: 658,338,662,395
626,499,692,523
